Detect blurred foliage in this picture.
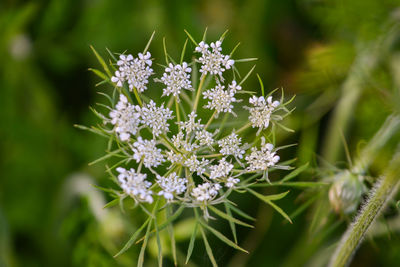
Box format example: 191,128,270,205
1,0,400,266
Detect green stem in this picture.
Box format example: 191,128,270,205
193,75,206,112
204,110,217,131
175,97,181,126
235,122,251,135
329,151,400,267
133,87,143,107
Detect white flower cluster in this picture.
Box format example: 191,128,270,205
203,80,242,115
157,172,188,200
195,40,234,80
99,36,290,208
141,100,174,137
247,95,280,132
107,96,173,141
246,137,280,171
218,132,245,159
111,52,154,92
109,94,141,141
117,167,153,203
132,137,164,168
191,182,222,202
161,62,192,99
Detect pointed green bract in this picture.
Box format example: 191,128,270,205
90,46,112,77
199,220,249,253
281,163,309,182
114,218,150,258
209,205,254,228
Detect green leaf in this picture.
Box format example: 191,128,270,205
278,182,328,188
275,121,295,133
248,189,290,201
89,148,123,166
226,203,256,221
257,74,265,97
143,31,156,54
209,205,254,228
199,220,248,253
90,46,112,77
73,124,108,138
250,181,328,188
184,29,198,46
230,42,241,57
185,223,198,264
247,189,292,223
103,198,119,209
199,226,218,267
138,218,152,267
202,27,208,41
281,162,309,182
91,184,117,194
163,37,169,64
106,47,117,61
180,38,188,64
224,203,237,243
88,68,109,81
114,218,150,257
166,207,177,266
219,29,229,41
266,200,293,223
156,205,185,232
153,217,163,267
235,58,258,62
239,65,256,86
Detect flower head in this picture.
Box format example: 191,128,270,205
246,137,280,171
203,81,241,115
195,40,234,81
178,112,203,134
161,62,192,99
131,137,165,168
247,96,280,132
116,167,153,203
209,158,233,180
218,132,245,159
226,177,240,188
141,100,174,137
184,155,209,175
111,52,154,92
109,94,141,141
157,172,188,200
191,182,222,202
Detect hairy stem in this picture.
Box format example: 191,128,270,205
329,151,400,267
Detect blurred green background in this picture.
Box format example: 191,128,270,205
1,0,400,266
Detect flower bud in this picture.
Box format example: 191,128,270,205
329,170,366,214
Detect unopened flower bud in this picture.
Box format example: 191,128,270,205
329,170,366,214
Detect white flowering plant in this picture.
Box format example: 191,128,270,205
80,30,307,266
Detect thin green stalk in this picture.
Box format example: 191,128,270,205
329,151,400,267
175,97,181,126
193,75,206,112
133,87,143,107
235,122,251,135
204,110,217,130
